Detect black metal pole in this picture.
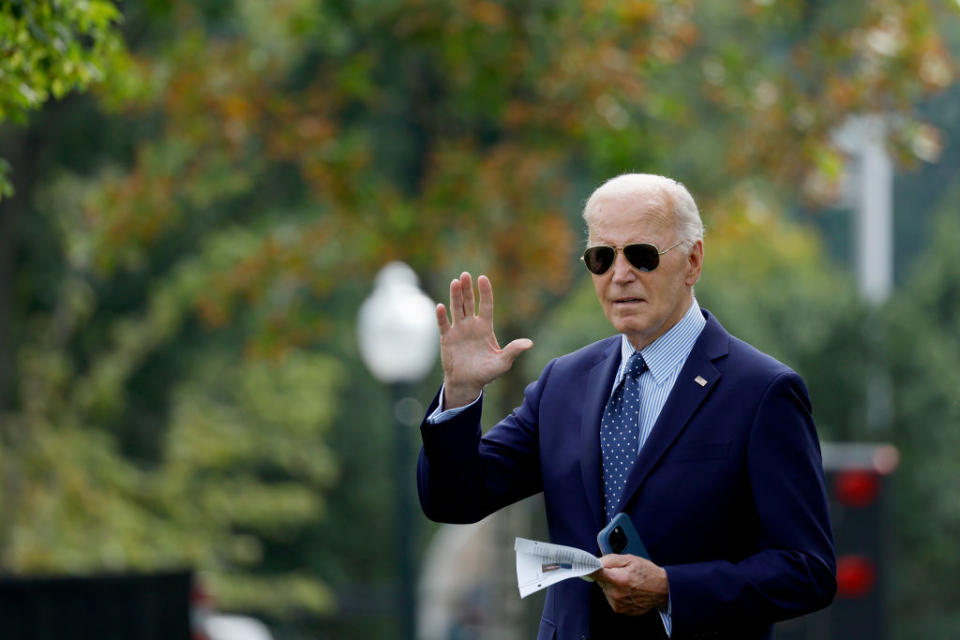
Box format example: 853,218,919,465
392,382,416,640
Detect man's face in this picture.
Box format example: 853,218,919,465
586,194,703,350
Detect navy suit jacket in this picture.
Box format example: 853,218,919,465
418,310,836,639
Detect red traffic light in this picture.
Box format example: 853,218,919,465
836,554,877,598
833,469,880,508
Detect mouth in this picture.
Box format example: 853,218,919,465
613,297,645,305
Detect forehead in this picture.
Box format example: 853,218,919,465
585,194,675,243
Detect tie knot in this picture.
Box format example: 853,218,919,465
625,351,647,380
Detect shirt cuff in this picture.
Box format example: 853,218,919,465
659,593,672,637
426,384,482,423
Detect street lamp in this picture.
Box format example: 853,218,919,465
357,262,438,640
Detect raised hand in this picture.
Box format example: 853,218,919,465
436,272,533,409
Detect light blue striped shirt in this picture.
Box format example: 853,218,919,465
613,298,706,455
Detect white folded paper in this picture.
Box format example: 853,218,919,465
514,537,601,598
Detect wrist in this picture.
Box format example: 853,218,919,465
655,566,670,608
443,382,482,410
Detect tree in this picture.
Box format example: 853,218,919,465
0,0,133,412
885,200,960,638
0,0,131,198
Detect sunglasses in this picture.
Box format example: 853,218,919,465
581,240,684,275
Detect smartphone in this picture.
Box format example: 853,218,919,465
597,512,650,558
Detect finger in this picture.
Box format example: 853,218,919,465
605,593,619,612
459,272,475,318
436,303,451,334
449,278,464,320
502,338,534,363
477,274,494,322
594,566,622,582
600,554,632,569
591,568,613,588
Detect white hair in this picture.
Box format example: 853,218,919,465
582,173,704,246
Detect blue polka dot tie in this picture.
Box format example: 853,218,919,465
600,351,647,521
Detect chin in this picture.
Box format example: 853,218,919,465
615,322,652,338
612,311,648,330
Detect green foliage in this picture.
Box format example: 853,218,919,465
3,324,342,615
885,200,960,638
162,351,341,614
0,0,132,198
0,170,344,615
0,0,122,121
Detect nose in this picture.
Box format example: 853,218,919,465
609,250,637,282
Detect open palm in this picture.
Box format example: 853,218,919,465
436,272,533,409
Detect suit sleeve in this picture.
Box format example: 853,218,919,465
417,361,555,524
665,372,837,633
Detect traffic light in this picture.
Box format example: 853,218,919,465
776,442,899,640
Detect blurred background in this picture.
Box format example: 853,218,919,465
1,0,960,638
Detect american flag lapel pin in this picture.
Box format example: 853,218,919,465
694,375,708,387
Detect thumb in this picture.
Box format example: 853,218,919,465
600,554,630,569
501,338,534,362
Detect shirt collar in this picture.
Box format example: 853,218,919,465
619,298,706,385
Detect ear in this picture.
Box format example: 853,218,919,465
684,240,703,287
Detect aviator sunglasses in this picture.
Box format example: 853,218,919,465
581,240,684,275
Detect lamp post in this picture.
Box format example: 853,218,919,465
833,115,894,437
357,262,438,640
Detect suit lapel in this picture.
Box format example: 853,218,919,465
616,313,730,515
580,339,622,533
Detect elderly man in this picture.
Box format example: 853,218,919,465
417,174,836,639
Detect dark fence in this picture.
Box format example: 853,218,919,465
0,569,193,640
